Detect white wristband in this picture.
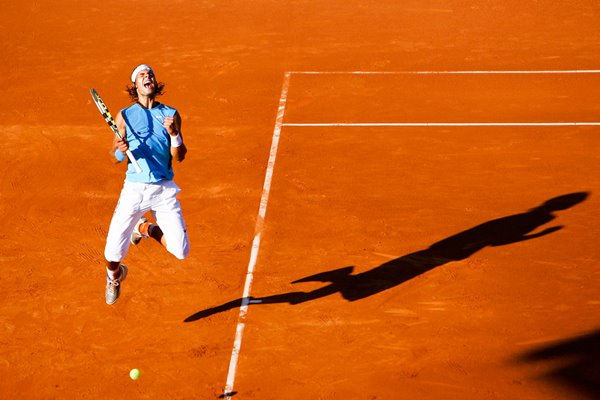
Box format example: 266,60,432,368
170,133,183,148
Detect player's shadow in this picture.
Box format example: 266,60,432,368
185,192,588,322
516,328,600,399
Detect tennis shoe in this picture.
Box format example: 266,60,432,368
130,217,149,245
105,264,128,305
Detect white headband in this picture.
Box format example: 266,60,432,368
131,64,153,83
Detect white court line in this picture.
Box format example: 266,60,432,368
291,69,600,75
286,70,600,128
283,122,600,127
222,72,292,399
222,68,599,398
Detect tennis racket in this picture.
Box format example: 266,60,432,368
90,88,142,173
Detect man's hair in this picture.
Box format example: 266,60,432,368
126,82,166,102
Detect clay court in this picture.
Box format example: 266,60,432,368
1,1,599,399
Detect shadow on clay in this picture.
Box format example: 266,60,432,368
185,192,589,322
515,328,600,399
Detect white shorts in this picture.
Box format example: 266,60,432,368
104,180,190,262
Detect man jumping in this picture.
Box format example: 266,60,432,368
103,64,190,304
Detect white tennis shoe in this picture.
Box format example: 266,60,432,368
105,264,128,305
130,217,149,245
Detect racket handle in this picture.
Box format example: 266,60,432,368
125,150,143,173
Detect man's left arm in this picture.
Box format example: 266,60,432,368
163,112,187,162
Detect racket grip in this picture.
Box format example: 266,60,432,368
125,150,143,173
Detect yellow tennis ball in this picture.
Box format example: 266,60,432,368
130,368,140,380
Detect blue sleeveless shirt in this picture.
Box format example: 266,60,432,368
121,103,177,183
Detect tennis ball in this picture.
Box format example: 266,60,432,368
130,368,140,380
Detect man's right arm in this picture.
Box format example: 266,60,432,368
111,111,129,162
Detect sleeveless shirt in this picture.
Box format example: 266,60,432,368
121,103,177,183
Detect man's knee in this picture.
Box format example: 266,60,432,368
170,243,190,260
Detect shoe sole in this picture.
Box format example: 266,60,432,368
130,217,148,245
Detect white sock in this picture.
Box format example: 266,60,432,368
106,266,120,280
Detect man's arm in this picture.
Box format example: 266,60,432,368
163,112,187,162
111,111,129,163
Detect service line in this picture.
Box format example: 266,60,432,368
223,72,292,399
290,69,600,75
285,69,600,128
283,122,600,127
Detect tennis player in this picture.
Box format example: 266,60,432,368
103,64,190,304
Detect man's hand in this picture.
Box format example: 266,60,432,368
162,116,179,136
115,137,129,154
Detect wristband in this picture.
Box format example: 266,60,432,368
114,148,126,162
170,133,183,148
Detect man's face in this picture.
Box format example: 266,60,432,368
134,69,156,97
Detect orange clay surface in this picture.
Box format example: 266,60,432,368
1,1,599,399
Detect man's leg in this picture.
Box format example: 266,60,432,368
107,261,121,274
153,209,189,260
151,181,190,260
132,218,168,248
104,183,145,304
136,218,189,253
104,261,128,305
